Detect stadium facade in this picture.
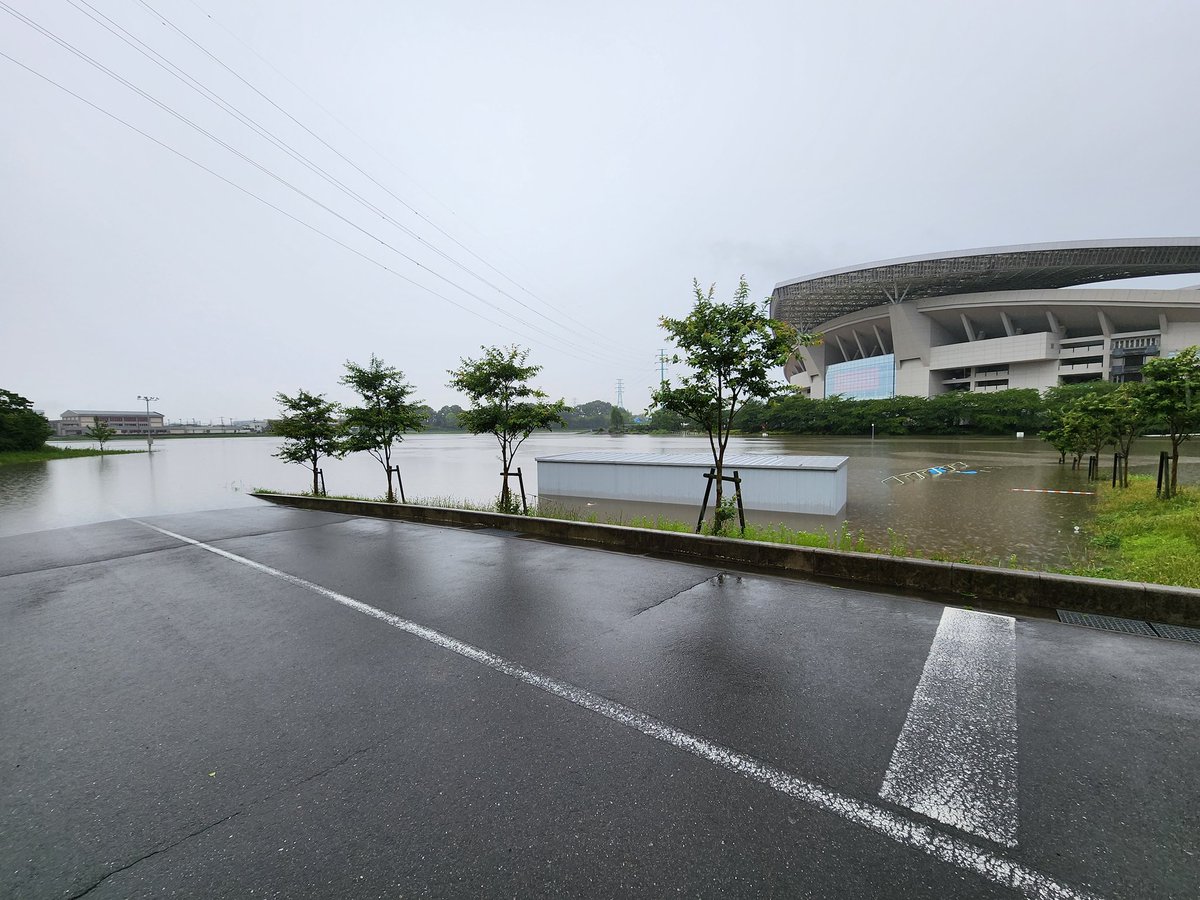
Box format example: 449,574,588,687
770,239,1200,399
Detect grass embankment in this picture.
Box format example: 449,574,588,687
1067,477,1200,589
0,446,143,467
256,489,897,556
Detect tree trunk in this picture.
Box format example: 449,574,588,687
500,443,511,509
714,459,724,526
311,462,319,495
1170,443,1180,498
385,465,395,503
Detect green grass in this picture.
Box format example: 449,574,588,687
0,446,143,466
249,481,1198,589
1064,476,1200,589
254,488,876,551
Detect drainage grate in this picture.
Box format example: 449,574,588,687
1056,611,1158,636
1149,622,1200,644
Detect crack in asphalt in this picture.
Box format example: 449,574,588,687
66,810,242,899
629,574,718,619
64,743,379,898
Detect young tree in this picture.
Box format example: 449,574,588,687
272,390,343,495
1062,393,1116,466
340,355,426,502
0,389,54,452
651,277,815,530
1142,345,1200,498
1104,383,1147,487
85,418,117,453
448,345,568,511
609,406,626,433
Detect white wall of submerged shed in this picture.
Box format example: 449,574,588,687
536,453,848,516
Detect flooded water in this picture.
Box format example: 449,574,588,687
1,432,1194,570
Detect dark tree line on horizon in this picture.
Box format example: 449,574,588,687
0,389,54,452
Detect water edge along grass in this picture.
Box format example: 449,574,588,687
0,447,143,467
258,489,1054,565
1065,476,1200,589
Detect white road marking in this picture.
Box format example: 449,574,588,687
135,520,1095,900
881,607,1019,847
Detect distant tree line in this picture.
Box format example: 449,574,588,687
406,399,634,433
0,389,54,452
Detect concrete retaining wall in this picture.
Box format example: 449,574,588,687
251,493,1200,628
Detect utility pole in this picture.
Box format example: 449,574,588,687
656,349,669,385
138,394,159,452
615,379,624,410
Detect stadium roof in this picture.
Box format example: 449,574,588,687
772,238,1200,328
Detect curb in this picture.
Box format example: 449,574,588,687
250,492,1200,628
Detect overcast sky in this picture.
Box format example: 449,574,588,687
3,0,1198,421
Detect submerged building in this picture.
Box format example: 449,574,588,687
771,239,1200,399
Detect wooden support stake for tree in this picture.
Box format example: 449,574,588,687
695,468,716,533
733,471,746,533
696,468,747,534
499,469,528,514
388,464,406,503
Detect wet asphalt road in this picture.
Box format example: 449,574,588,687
1,505,1198,899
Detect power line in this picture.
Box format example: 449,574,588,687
133,0,641,360
0,4,634,368
52,0,638,365
0,49,523,340
179,0,630,353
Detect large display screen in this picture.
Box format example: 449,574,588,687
825,354,896,400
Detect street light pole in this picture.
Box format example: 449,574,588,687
138,395,159,452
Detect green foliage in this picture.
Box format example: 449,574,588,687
340,355,425,502
609,406,626,432
0,389,54,452
85,418,117,452
712,496,739,535
758,389,1046,436
1067,477,1200,587
1041,381,1118,419
652,277,813,521
447,345,568,510
646,406,686,432
1142,346,1200,498
272,389,344,495
1040,380,1152,477
1061,392,1116,460
1104,384,1147,487
423,404,465,429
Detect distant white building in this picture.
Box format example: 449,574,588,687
57,409,165,436
772,239,1200,399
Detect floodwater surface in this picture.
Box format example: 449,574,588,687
1,432,1194,570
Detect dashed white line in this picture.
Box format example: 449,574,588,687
881,607,1019,846
135,520,1097,900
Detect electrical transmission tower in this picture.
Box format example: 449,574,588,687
656,349,669,384
615,379,624,410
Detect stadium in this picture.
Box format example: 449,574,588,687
770,239,1200,399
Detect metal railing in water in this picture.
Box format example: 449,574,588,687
882,461,969,485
